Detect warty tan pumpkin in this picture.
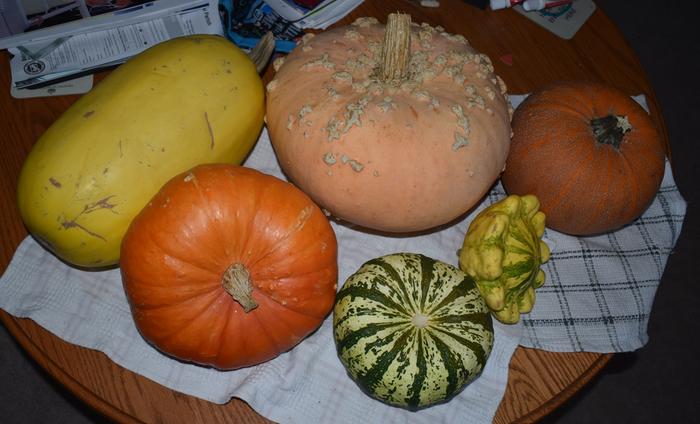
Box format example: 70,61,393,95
266,14,512,233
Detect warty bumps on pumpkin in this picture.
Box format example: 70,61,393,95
266,15,512,233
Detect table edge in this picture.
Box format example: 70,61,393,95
2,310,613,424
1,312,142,424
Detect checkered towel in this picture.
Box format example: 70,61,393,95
0,96,686,423
485,173,685,353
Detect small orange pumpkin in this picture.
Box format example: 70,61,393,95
120,164,338,369
502,81,666,235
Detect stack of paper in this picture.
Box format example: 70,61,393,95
0,0,223,91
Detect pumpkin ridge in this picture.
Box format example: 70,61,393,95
254,310,287,355
511,111,569,156
540,138,598,214
254,265,332,282
143,289,224,346
576,148,616,233
247,296,303,355
140,227,221,285
138,172,234,279
177,167,240,269
249,276,335,319
249,231,334,281
126,280,220,310
214,168,283,273
242,205,322,275
552,97,592,120
214,299,236,365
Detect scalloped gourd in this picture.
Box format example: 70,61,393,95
458,194,550,324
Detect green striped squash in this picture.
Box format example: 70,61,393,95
333,253,494,410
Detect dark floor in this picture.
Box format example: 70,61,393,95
1,1,698,423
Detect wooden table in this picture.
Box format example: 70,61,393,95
0,1,669,423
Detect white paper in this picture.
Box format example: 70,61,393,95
5,0,223,89
263,0,365,29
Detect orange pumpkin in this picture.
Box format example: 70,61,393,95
502,81,666,235
266,15,511,232
120,164,338,369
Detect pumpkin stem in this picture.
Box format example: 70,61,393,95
222,263,258,312
246,31,275,73
379,13,411,83
590,114,632,149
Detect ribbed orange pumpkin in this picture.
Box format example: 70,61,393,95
266,15,511,233
502,81,666,235
120,164,338,369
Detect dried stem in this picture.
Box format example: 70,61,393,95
247,31,275,74
379,13,412,83
222,263,258,312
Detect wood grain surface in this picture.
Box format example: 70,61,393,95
0,0,670,422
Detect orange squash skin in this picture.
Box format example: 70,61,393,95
502,81,666,235
120,164,338,370
266,18,511,233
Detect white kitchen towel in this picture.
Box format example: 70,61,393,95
0,95,686,422
0,129,521,422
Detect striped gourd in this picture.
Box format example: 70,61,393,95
459,194,550,324
333,253,494,410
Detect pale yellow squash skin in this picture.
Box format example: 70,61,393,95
17,35,264,268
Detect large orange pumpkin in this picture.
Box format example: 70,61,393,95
266,14,511,232
502,81,666,235
120,164,338,369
